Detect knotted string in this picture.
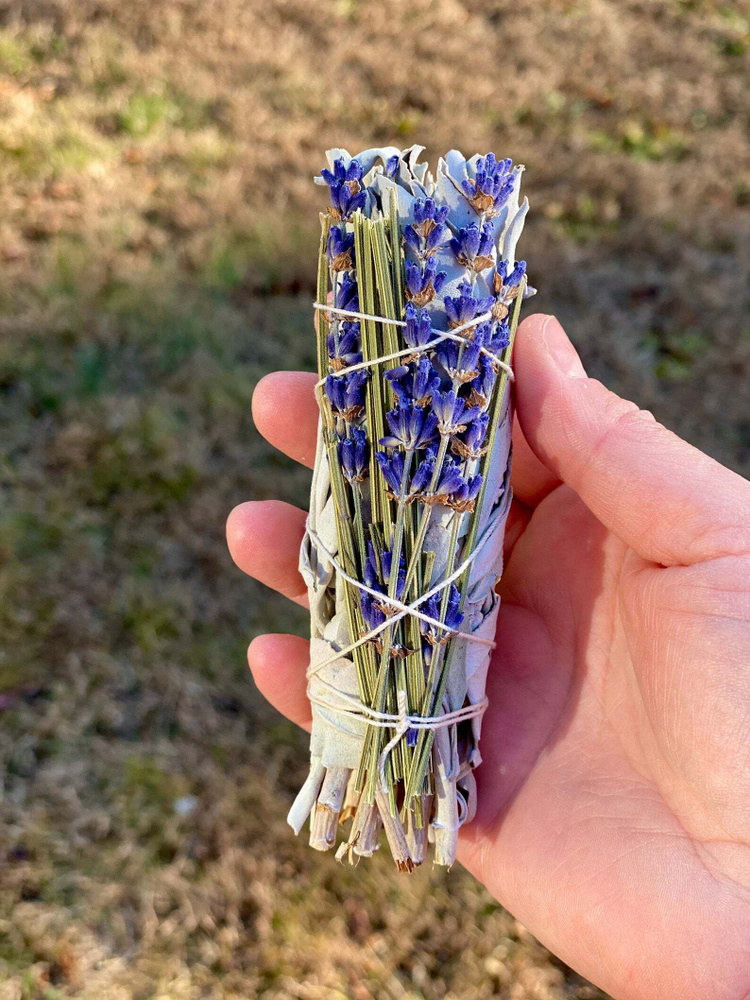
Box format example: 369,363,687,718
306,522,496,681
306,685,489,793
313,304,515,384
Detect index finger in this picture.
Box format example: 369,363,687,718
252,370,319,469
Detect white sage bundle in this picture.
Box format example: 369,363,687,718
288,146,533,869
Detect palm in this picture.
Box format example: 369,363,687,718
228,315,750,1000
465,484,750,998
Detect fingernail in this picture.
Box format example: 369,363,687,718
541,316,586,378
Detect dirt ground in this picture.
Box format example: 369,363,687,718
0,1,748,997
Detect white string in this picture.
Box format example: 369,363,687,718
378,690,409,792
305,522,495,682
305,684,489,793
314,304,515,383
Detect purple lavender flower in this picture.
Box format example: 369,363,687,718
431,389,480,436
493,259,527,292
320,157,367,219
436,322,488,383
362,539,406,601
405,256,447,307
327,326,362,371
461,154,515,216
432,458,468,499
375,449,406,495
403,303,435,351
360,541,387,630
325,370,368,421
340,428,369,483
420,594,441,635
327,224,355,271
410,454,435,494
419,585,464,640
444,280,493,328
380,401,439,450
412,453,480,510
448,472,483,512
467,356,496,409
380,546,406,600
404,198,450,255
450,223,495,272
335,271,359,313
385,358,441,406
452,411,489,460
360,591,386,632
363,540,381,591
488,321,511,353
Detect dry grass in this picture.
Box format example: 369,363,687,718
0,0,748,996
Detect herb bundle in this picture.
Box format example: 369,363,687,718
288,146,532,869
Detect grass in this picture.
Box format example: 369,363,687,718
0,0,747,996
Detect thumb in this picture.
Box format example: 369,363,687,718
513,314,750,566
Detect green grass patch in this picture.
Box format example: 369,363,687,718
588,120,690,162
116,88,213,137
0,35,32,75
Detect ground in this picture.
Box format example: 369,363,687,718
0,1,748,997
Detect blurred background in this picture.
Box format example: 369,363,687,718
0,1,748,997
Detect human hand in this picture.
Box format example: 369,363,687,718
227,314,750,1000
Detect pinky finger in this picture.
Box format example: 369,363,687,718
248,633,311,731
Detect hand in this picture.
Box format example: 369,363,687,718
227,314,750,1000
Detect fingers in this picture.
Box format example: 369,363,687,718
510,410,560,507
226,500,308,605
248,634,311,729
252,371,319,469
514,314,750,566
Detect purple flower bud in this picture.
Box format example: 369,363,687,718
461,154,515,213
411,455,435,494
468,356,497,408
434,459,467,497
437,323,488,382
449,472,483,509
489,321,511,353
405,257,447,305
444,281,493,328
320,157,367,219
385,357,441,405
335,272,359,313
466,415,488,451
451,223,495,270
340,428,369,483
403,303,435,350
419,594,441,635
360,592,386,631
492,259,527,296
325,370,369,419
328,326,362,368
407,198,450,254
375,449,405,493
380,401,438,450
327,224,355,268
431,389,480,435
403,226,421,251
443,585,464,632
405,260,424,299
